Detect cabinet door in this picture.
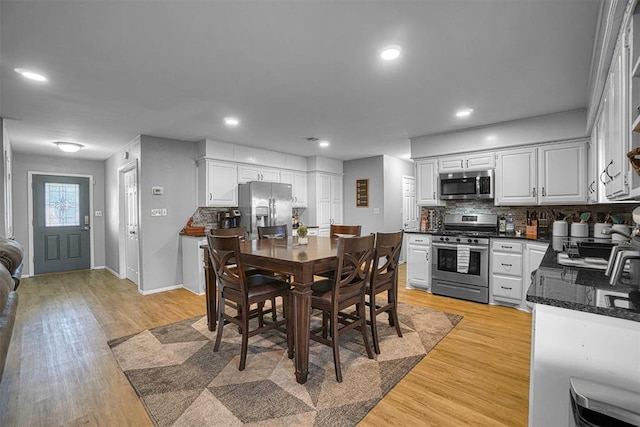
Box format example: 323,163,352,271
416,160,441,205
492,252,523,277
237,165,261,183
492,275,523,300
293,172,308,207
330,175,343,224
587,137,598,204
206,161,238,207
538,141,587,204
407,244,430,289
317,174,332,228
605,46,629,198
495,148,537,205
438,156,464,172
466,152,495,170
260,168,281,183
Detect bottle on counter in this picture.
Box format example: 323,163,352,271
506,213,515,234
420,216,427,232
499,215,507,233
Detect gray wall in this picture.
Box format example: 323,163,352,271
13,153,107,275
343,155,414,235
411,109,587,158
104,135,197,293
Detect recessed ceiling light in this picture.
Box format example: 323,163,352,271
380,45,401,60
319,140,330,148
55,142,83,153
455,108,474,118
14,68,48,82
224,117,240,126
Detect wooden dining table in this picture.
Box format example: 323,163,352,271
202,235,338,384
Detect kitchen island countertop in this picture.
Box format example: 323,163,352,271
526,244,640,322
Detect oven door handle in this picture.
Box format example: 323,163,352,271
432,242,489,251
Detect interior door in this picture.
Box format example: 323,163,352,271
124,168,139,284
402,176,417,231
33,174,90,274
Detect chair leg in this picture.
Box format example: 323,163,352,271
322,311,329,339
213,294,225,352
271,297,277,321
257,302,265,328
359,301,374,360
388,290,403,338
369,293,381,354
330,310,342,383
239,300,250,371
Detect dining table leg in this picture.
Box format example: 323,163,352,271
292,281,313,384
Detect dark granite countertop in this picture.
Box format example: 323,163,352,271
405,230,553,242
526,244,640,322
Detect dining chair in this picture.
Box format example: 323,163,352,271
309,234,375,382
367,230,404,354
207,234,292,370
210,226,248,239
257,225,288,239
329,224,362,238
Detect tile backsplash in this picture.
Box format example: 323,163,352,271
420,201,638,234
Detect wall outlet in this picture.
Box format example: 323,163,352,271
95,210,102,217
373,208,380,214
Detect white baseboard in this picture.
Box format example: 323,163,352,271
140,285,182,295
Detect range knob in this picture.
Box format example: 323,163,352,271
444,237,450,241
467,238,472,243
474,239,479,244
456,238,461,242
439,236,445,241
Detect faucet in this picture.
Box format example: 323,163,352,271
607,249,640,286
600,227,632,239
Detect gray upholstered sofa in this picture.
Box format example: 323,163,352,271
0,237,23,382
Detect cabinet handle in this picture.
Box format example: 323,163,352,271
433,191,435,199
605,160,614,180
426,252,429,261
501,245,512,249
465,159,468,168
532,187,536,197
501,263,512,267
415,239,423,242
599,169,609,185
542,187,545,197
501,286,513,290
209,193,212,201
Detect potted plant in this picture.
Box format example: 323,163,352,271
296,225,308,245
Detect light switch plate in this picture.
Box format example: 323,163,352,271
152,186,163,195
151,209,162,217
373,208,380,214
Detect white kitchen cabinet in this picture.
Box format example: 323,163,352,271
181,235,206,295
237,165,281,183
490,239,524,306
524,242,548,306
280,171,308,208
538,140,587,204
416,159,443,206
197,159,238,207
495,147,537,205
307,172,343,236
603,42,629,199
406,234,431,290
438,152,495,173
587,134,599,204
495,141,587,206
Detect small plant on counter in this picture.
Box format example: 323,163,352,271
297,225,308,238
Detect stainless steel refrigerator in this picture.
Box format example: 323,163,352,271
238,181,293,239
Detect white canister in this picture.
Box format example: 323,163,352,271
553,220,568,237
570,222,589,237
593,223,612,240
611,224,631,243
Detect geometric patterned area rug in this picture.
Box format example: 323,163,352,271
108,302,462,427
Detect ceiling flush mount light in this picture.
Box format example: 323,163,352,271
55,142,83,153
380,45,401,61
455,108,474,118
319,140,330,148
14,68,48,82
224,117,240,127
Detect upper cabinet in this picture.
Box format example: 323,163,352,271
416,159,444,206
237,165,281,183
307,172,343,235
495,141,587,206
197,159,238,207
280,170,308,208
438,152,495,173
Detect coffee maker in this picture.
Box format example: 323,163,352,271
229,209,241,228
218,209,241,229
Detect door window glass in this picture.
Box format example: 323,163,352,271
45,183,80,227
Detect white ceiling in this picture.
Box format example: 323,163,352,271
0,0,602,162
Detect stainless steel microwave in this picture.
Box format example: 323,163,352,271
439,169,494,200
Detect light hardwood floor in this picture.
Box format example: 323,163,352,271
0,266,531,426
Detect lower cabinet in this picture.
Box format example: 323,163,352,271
181,235,207,295
406,234,431,290
490,239,549,310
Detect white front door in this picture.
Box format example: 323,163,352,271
124,168,139,285
402,176,417,231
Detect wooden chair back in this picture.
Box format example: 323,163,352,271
210,227,248,240
370,231,404,293
257,225,288,239
206,235,247,298
332,234,375,307
330,224,362,238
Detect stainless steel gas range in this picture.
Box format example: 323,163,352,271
431,213,498,304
